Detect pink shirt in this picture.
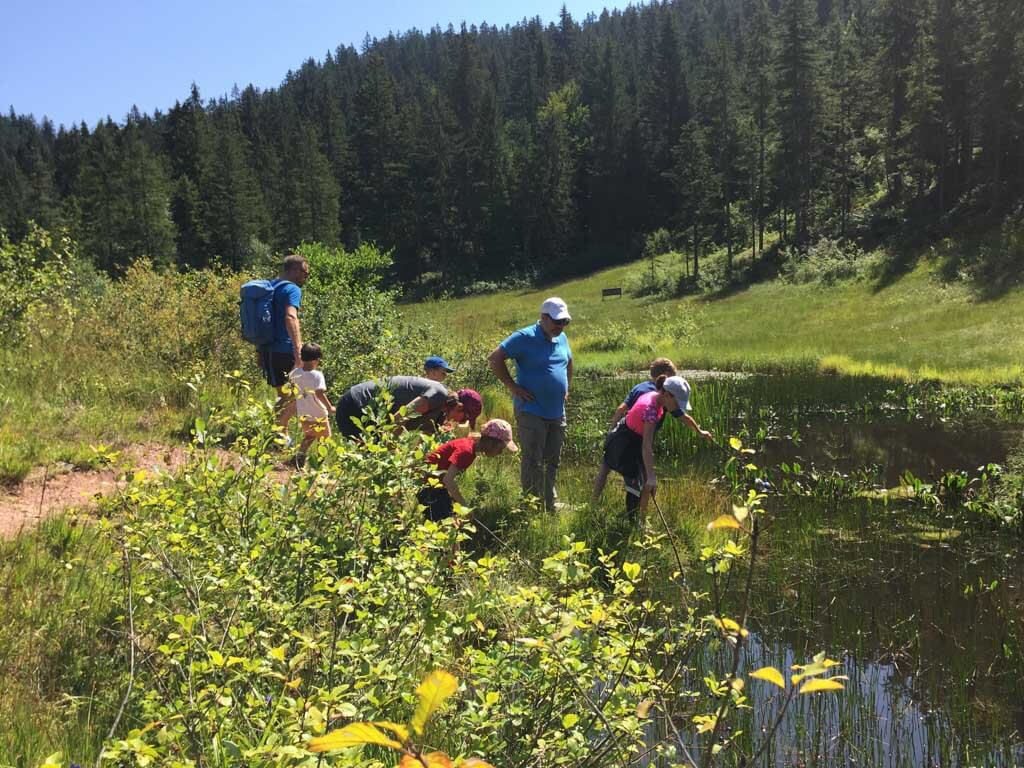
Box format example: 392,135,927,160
625,391,664,435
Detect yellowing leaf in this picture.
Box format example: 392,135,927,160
749,666,785,689
799,678,846,694
411,670,459,735
693,714,717,734
729,437,743,451
562,713,580,729
308,722,403,753
459,759,497,768
732,505,749,523
373,721,410,743
790,654,842,682
708,515,741,530
622,562,641,581
400,752,453,768
268,645,287,662
636,699,654,718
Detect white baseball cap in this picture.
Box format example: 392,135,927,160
662,376,693,412
540,296,571,321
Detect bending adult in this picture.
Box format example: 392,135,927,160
260,254,310,434
335,375,482,439
488,297,573,511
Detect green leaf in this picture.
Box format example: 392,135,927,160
562,713,580,729
749,666,785,689
308,722,402,752
411,670,459,735
622,562,641,581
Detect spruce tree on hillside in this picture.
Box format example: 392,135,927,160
350,54,399,245
165,85,216,266
976,0,1024,208
119,126,176,266
206,112,269,267
741,0,777,254
775,0,821,245
641,10,690,226
669,121,719,278
75,120,127,271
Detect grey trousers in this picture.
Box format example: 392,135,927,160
516,410,567,511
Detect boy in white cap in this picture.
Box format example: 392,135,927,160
488,297,573,511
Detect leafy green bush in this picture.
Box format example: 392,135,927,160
93,414,684,767
70,410,843,768
0,224,78,347
783,239,881,286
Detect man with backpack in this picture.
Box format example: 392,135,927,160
240,254,310,437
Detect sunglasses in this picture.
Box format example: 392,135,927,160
544,314,570,327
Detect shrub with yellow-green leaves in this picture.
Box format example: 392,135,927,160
77,413,843,768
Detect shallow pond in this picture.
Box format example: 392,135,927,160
724,499,1024,766
762,418,1024,487
566,373,1024,764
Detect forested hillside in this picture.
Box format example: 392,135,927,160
2,0,1022,289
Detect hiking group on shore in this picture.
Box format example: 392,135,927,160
241,253,714,523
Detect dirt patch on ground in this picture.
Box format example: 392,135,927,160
0,444,192,538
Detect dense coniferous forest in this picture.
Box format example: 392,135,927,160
2,0,1022,289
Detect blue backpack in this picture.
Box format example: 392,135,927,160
239,279,290,347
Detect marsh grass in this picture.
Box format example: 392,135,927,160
403,251,1024,386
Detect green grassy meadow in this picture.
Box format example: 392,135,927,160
405,255,1024,384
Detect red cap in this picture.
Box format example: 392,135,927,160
457,389,483,429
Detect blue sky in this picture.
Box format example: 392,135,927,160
2,0,612,129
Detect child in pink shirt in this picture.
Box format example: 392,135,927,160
601,375,712,518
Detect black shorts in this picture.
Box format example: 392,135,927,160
417,484,454,522
259,350,295,388
335,391,365,439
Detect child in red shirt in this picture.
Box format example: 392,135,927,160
419,419,518,521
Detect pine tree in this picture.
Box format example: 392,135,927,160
775,0,821,245
205,111,269,268
118,125,176,265
741,0,777,254
74,120,126,271
349,54,399,245
669,121,719,278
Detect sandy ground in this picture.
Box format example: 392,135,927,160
0,444,192,538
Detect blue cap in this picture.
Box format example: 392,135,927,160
424,356,455,373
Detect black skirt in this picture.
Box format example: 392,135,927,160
603,421,644,479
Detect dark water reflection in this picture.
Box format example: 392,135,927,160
707,501,1024,766
761,419,1023,487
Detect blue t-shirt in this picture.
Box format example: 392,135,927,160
270,279,302,354
623,381,683,431
500,322,572,420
